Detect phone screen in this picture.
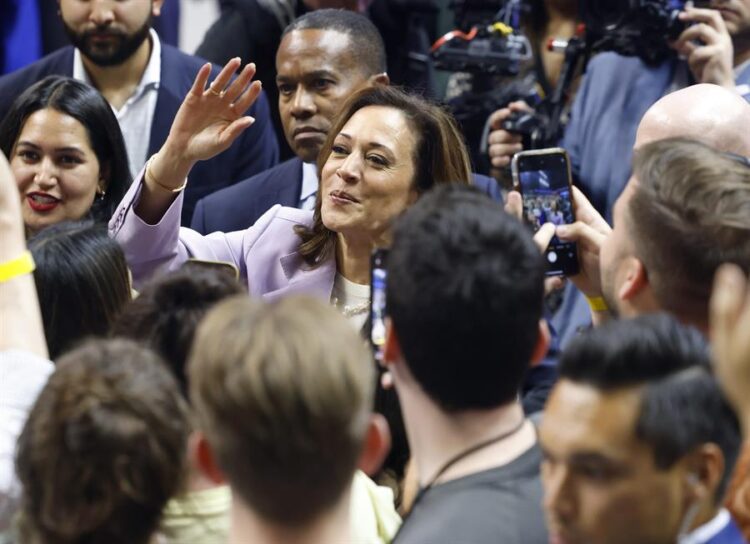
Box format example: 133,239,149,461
370,249,388,362
513,149,579,276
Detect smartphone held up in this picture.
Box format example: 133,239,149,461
511,148,579,276
370,249,388,363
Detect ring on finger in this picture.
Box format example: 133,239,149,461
207,86,225,98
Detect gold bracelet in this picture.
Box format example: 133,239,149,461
146,156,188,193
0,250,35,283
586,295,609,312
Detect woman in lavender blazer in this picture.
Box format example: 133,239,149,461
110,59,473,320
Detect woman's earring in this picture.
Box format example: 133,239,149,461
96,185,107,201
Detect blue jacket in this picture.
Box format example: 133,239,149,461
0,44,279,225
190,159,505,234
563,53,750,223
551,54,750,351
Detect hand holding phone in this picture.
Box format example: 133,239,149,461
511,148,579,276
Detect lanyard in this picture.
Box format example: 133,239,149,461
410,418,527,509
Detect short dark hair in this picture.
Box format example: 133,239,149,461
16,339,190,544
0,76,130,224
28,221,131,360
282,9,387,75
110,262,244,397
295,86,472,266
387,184,546,412
560,314,742,501
629,138,750,327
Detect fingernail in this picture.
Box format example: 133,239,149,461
557,226,568,236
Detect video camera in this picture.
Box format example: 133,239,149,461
580,0,708,65
502,0,711,148
430,0,531,76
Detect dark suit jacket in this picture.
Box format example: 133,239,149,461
191,158,503,235
0,43,280,225
191,157,303,234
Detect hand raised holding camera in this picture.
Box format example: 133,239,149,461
673,7,735,88
487,101,533,168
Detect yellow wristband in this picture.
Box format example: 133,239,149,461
586,295,609,312
0,251,35,283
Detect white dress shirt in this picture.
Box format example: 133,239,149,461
299,162,319,210
73,29,162,181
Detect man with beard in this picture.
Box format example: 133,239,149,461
0,0,279,225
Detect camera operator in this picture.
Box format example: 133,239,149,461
448,0,580,174
488,1,750,220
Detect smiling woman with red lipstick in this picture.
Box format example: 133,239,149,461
0,76,130,236
112,60,472,328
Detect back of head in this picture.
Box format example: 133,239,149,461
16,339,190,544
0,75,130,223
560,314,742,501
636,84,750,155
387,184,546,412
111,262,244,398
28,220,131,360
282,9,386,76
189,295,374,526
628,138,750,327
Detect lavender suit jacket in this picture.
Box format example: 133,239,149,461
109,176,335,301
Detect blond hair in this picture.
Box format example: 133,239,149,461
188,295,374,526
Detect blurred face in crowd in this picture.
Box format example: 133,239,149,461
710,0,750,37
59,0,163,67
11,108,104,234
276,29,375,163
320,105,418,243
540,380,692,544
598,177,641,316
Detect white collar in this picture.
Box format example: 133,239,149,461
73,28,162,94
301,162,318,201
680,508,732,544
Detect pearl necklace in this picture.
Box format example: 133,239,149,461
331,297,370,318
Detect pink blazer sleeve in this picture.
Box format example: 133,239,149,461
109,171,282,290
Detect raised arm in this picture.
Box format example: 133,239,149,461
136,58,262,224
0,152,47,358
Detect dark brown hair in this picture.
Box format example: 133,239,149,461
110,262,244,398
15,339,190,544
28,221,131,360
629,137,750,327
294,86,472,266
189,296,374,526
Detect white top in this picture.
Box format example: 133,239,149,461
680,508,732,544
331,273,371,331
300,162,319,211
74,29,162,181
0,350,54,526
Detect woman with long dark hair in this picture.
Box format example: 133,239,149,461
0,76,130,236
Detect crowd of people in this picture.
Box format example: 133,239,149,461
0,1,750,543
